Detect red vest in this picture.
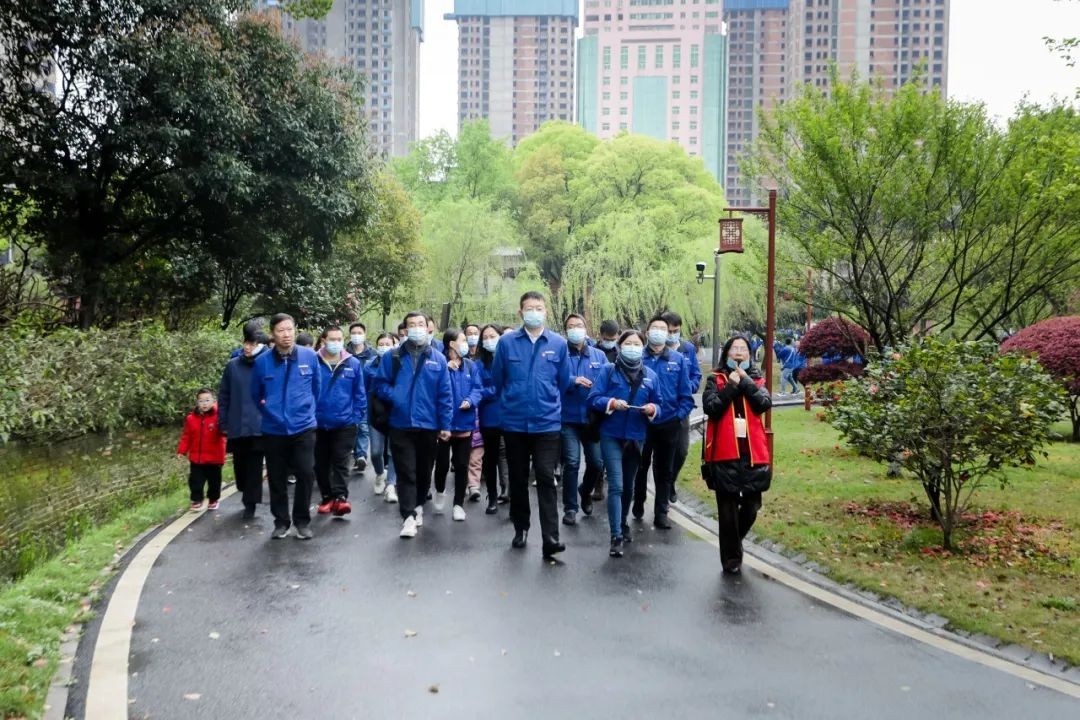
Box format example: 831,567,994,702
704,372,770,466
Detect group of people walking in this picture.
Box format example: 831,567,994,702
174,291,773,572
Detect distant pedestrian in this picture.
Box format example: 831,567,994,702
218,321,270,519
251,314,322,540
597,319,620,363
346,322,376,474
177,388,227,512
773,337,805,395
367,333,399,503
477,323,508,513
430,328,483,522
702,335,773,574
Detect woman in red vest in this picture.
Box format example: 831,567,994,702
702,335,772,574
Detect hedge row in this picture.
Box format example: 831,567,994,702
0,324,235,445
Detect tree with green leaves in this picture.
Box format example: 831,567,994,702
0,1,371,328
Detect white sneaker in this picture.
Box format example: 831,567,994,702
385,485,398,503
452,505,466,522
414,506,424,527
433,492,447,514
373,474,387,495
400,516,418,538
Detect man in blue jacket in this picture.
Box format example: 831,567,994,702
662,311,701,504
632,315,696,529
219,320,269,519
251,314,323,540
560,313,608,525
314,326,367,518
373,311,453,539
492,291,572,558
346,322,376,474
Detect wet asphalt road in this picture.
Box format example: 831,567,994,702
118,472,1079,720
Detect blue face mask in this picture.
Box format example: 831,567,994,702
466,335,479,347
726,358,750,371
482,339,499,353
599,339,616,350
667,332,680,345
647,328,668,346
376,345,391,357
620,345,644,362
408,327,429,345
566,328,586,345
325,340,344,355
522,309,545,329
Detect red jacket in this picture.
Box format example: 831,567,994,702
177,405,227,465
703,371,771,466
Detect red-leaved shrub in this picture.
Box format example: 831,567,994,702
1001,316,1080,441
798,317,870,359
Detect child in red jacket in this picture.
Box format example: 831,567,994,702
177,388,228,511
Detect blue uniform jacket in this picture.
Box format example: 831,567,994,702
674,339,702,392
372,343,453,432
447,358,484,432
251,346,322,436
587,365,663,441
491,327,572,434
218,349,266,438
347,343,377,380
562,343,610,424
315,350,368,430
477,359,502,429
643,346,696,422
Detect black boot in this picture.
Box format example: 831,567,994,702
609,536,624,558
512,529,528,549
542,537,566,558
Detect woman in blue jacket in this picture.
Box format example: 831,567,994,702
477,323,506,515
367,333,398,504
313,326,367,518
431,328,483,521
588,330,661,557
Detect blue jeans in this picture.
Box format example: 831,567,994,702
780,367,799,394
599,436,643,539
353,419,370,460
369,426,396,486
560,423,603,513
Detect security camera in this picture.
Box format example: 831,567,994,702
695,261,706,274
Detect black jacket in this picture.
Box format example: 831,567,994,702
701,369,773,494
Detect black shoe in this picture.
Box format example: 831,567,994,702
486,501,498,515
631,503,645,521
621,524,633,543
654,515,672,530
542,537,566,558
670,488,678,504
722,561,742,575
355,456,367,473
591,487,604,501
512,529,528,549
562,511,576,526
580,494,593,516
609,537,624,558
497,494,509,505
242,505,256,520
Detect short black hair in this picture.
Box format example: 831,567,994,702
349,322,366,333
618,329,646,346
564,313,586,328
600,319,619,336
660,311,682,328
196,387,214,397
242,319,269,344
646,315,669,329
295,332,314,347
397,321,407,332
441,328,463,358
404,311,426,325
320,325,343,342
269,313,294,331
519,290,546,308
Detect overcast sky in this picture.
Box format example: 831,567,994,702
417,0,1080,138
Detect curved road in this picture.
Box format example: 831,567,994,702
70,471,1078,719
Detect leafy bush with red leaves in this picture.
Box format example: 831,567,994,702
798,317,871,359
1001,316,1080,441
798,361,865,385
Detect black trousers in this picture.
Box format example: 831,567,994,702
434,436,472,507
479,428,504,502
388,429,439,521
315,425,358,501
188,463,222,503
715,490,762,569
263,430,316,530
504,431,560,539
670,416,691,489
228,436,263,509
633,419,681,518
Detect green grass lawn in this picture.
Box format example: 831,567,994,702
678,410,1080,666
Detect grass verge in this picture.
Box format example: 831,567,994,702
679,410,1080,666
0,486,190,719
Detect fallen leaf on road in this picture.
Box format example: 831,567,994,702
405,629,418,638
208,632,220,640
428,684,440,694
183,693,201,701
162,607,171,614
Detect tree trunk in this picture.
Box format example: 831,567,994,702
922,480,944,524
1071,397,1079,442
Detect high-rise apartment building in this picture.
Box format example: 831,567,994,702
254,0,424,158
446,0,578,145
577,0,730,181
723,0,950,205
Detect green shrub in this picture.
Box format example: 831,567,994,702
827,337,1066,549
0,323,235,444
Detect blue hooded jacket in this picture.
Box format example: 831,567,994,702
477,358,502,429
587,364,664,441
672,338,702,392
562,342,610,424
218,348,267,438
642,346,696,423
447,357,484,432
372,342,453,432
251,345,322,436
315,349,368,430
491,327,572,434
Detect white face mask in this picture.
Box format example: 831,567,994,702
457,341,470,356
376,345,391,356
248,343,265,356
350,333,365,346
482,338,499,353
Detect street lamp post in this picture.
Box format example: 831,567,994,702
695,255,723,369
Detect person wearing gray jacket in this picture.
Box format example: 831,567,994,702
219,320,269,519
